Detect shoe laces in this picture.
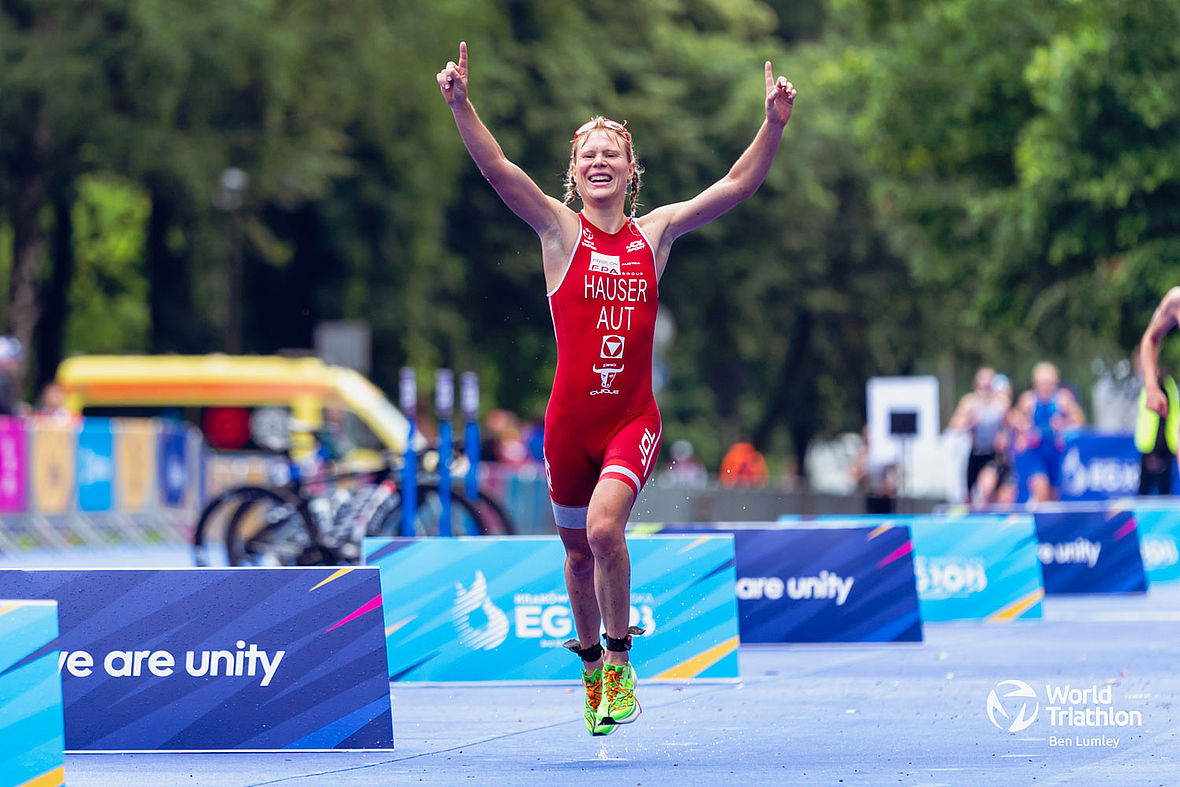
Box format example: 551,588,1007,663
603,666,633,707
584,671,603,707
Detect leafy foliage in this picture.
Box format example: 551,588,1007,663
2,0,1178,468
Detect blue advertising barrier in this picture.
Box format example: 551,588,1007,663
1033,507,1148,594
0,568,393,751
643,523,922,643
158,422,190,508
364,535,740,682
76,418,115,512
1058,432,1140,502
895,515,1043,622
0,599,65,786
777,514,1044,623
1127,504,1180,584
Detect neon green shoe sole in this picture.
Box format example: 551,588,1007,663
582,669,617,736
598,662,641,726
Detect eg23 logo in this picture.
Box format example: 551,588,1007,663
452,571,655,648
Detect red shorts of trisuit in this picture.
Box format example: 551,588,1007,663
543,214,663,528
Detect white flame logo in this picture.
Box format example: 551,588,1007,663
452,571,510,650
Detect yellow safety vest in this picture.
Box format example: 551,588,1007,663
1136,375,1180,454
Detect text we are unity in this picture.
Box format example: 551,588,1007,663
58,641,285,687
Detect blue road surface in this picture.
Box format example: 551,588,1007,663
3,546,1177,785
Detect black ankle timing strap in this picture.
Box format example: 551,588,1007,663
564,625,646,659
562,640,603,662
603,626,645,652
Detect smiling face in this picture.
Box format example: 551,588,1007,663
572,128,633,206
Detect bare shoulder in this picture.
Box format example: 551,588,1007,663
540,199,585,289
548,197,581,241
636,207,673,249
635,205,684,276
958,392,981,408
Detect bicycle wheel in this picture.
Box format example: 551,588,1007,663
224,488,320,566
470,489,516,535
193,485,292,566
361,492,402,538
399,483,499,537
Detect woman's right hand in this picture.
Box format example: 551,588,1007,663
437,41,469,107
1145,386,1169,416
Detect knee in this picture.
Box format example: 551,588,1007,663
586,516,626,559
565,541,595,577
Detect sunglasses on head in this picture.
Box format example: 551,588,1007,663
573,118,631,142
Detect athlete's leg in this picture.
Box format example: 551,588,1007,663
585,478,637,667
557,524,603,672
586,477,644,727
1041,442,1064,501
557,522,616,735
1028,472,1052,503
972,463,998,509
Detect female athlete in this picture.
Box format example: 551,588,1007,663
437,41,796,735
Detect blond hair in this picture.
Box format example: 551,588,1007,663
562,117,644,218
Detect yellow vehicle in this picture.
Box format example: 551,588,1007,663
55,354,412,461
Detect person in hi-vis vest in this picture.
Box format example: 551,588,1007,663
1135,368,1178,495
1138,287,1180,494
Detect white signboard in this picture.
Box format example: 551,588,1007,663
866,376,941,474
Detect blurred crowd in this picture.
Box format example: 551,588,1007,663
0,337,74,422
948,361,1086,507
477,406,779,490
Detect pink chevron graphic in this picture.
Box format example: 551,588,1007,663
1113,520,1137,541
324,594,383,634
876,540,913,569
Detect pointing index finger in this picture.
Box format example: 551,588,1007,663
459,41,467,74
765,60,773,91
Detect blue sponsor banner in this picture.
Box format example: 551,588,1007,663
364,535,739,682
652,524,922,643
76,418,115,512
1059,432,1140,502
0,568,393,751
157,421,190,507
779,514,1047,622
1033,507,1148,594
0,599,65,786
899,515,1044,621
1127,505,1180,584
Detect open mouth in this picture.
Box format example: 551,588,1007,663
588,174,613,184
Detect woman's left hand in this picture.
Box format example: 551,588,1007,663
765,61,796,127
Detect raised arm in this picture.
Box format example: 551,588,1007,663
1140,287,1180,415
643,61,796,248
437,43,566,237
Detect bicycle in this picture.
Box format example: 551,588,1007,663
192,450,515,567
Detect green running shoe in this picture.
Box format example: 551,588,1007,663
582,669,616,736
598,662,641,725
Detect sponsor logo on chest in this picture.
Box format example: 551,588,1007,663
588,251,620,275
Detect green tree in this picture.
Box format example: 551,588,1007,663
0,0,116,387
1014,0,1180,369
845,0,1180,400
65,176,151,354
